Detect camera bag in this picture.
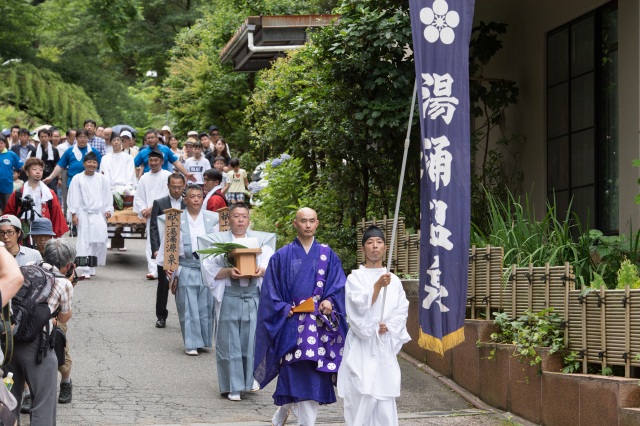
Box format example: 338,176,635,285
50,325,66,367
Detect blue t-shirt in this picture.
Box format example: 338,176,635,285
57,146,103,186
0,151,23,194
134,145,178,173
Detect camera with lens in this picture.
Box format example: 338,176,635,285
19,194,35,212
75,256,98,267
65,264,79,285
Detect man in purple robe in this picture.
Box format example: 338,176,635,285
254,207,348,426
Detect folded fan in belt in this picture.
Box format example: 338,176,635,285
292,297,315,313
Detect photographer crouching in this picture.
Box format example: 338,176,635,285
24,218,80,405
3,158,68,247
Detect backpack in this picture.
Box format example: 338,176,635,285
12,264,55,344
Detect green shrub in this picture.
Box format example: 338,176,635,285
251,155,311,248
491,308,564,368
250,154,358,271
616,258,640,289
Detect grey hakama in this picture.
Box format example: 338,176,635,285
176,213,215,350
216,284,259,393
158,210,218,351
176,257,214,351
201,230,276,394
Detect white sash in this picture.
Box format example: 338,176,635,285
72,143,93,161
35,142,54,161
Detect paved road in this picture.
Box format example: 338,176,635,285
28,238,529,425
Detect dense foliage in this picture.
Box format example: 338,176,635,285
162,0,341,151
244,0,420,266
0,62,100,129
0,0,213,128
491,308,565,368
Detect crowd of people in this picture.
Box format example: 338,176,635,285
0,118,411,426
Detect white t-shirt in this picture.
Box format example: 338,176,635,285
184,157,210,184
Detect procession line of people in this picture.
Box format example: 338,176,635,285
1,118,411,425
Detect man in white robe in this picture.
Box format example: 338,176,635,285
133,148,172,280
101,135,137,252
100,135,136,189
202,203,275,401
337,225,410,426
67,151,113,278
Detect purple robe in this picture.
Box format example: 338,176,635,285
254,238,348,405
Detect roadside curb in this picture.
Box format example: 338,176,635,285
398,351,538,426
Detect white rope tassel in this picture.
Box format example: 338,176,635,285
380,78,418,322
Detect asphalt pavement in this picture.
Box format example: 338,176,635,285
28,237,532,425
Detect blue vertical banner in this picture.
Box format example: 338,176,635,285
409,0,474,355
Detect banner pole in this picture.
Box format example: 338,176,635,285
380,78,418,322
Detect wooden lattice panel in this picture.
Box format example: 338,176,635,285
406,231,420,277
396,233,409,274
584,291,604,365
466,245,505,319
505,263,574,319
567,287,640,376
566,289,584,365
630,291,640,372
604,291,626,366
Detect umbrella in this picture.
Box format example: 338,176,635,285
30,124,52,135
112,124,137,135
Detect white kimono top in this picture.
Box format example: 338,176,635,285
100,151,137,189
337,266,411,399
133,169,172,219
67,172,113,251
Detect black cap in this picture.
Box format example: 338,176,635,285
208,125,219,133
362,225,385,246
148,148,164,159
83,151,98,163
198,132,209,139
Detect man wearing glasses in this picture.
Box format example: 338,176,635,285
0,214,42,265
149,173,186,328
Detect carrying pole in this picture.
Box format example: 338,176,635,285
381,79,418,321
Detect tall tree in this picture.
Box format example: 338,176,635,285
0,0,39,61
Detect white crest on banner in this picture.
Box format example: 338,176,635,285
419,0,460,45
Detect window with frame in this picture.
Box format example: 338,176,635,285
546,1,618,233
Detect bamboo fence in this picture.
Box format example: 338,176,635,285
566,287,640,377
465,245,575,319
